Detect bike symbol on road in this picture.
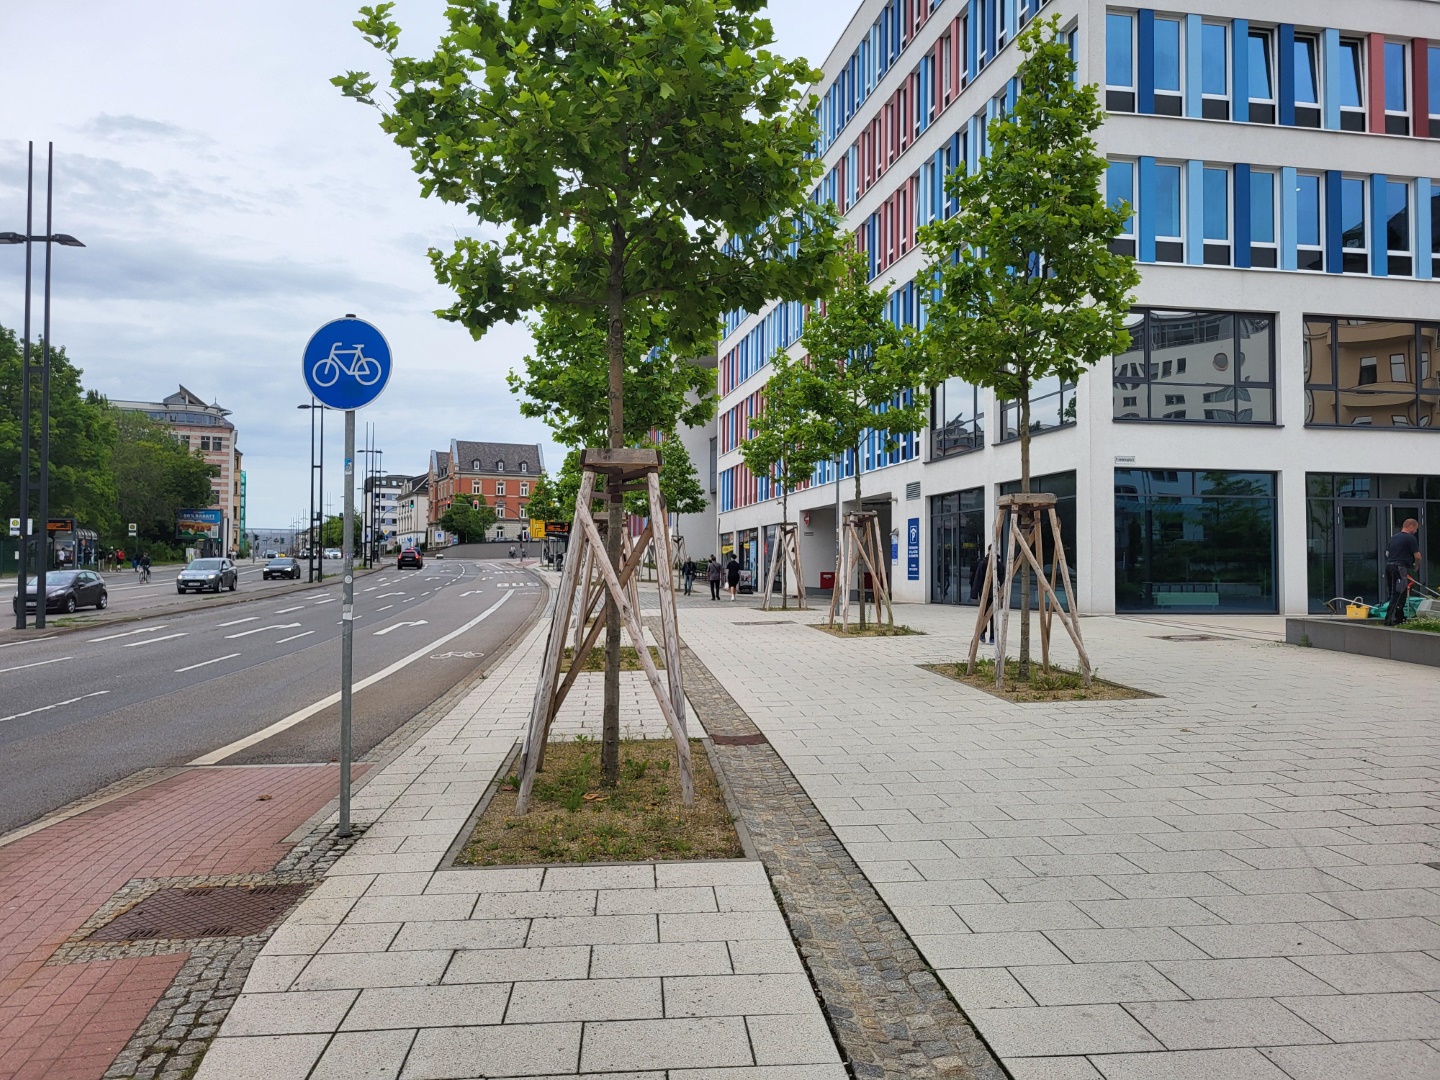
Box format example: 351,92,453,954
430,651,482,660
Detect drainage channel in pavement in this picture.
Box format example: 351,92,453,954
676,631,1009,1080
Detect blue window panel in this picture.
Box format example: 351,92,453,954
1153,17,1181,94
1201,22,1226,98
1108,160,1135,233
1249,168,1275,244
1340,176,1365,258
1382,176,1407,272
1138,157,1158,261
1234,163,1252,268
1232,18,1250,122
967,114,982,172
1294,34,1319,107
1277,25,1295,126
1007,77,1018,113
1385,41,1406,112
1432,47,1440,118
1297,173,1321,249
1280,166,1299,270
1203,166,1229,242
1106,13,1134,88
1155,163,1183,240
1184,15,1203,117
1186,160,1205,264
1324,171,1343,274
1248,31,1272,107
1416,178,1433,281
1322,29,1342,130
1137,10,1155,114
968,0,980,81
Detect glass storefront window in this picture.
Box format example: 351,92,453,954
1114,469,1277,613
1305,316,1440,428
1307,473,1439,611
930,487,985,605
1112,309,1276,424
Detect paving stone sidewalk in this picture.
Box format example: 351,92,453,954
196,621,843,1079
676,600,1440,1080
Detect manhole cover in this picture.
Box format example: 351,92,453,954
90,884,309,941
1155,634,1223,642
711,732,768,746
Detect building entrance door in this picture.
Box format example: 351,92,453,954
1335,501,1425,605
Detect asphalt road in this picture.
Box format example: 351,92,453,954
0,560,546,834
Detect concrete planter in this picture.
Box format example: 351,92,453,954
1287,617,1440,669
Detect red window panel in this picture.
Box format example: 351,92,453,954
1368,35,1386,136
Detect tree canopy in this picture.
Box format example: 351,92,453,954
441,496,497,544
740,346,824,523
109,409,219,551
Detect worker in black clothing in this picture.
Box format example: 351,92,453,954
1383,518,1422,625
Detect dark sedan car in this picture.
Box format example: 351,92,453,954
397,547,424,569
262,557,302,580
176,558,238,593
12,570,108,615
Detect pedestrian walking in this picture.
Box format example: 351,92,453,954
970,545,1003,644
508,545,516,560
726,554,741,601
706,556,722,600
682,557,696,596
116,548,125,570
1383,518,1422,625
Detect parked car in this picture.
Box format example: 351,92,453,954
397,547,424,569
262,557,302,580
324,548,342,560
12,570,107,614
177,558,238,593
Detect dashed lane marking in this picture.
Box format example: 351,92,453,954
275,631,315,644
217,616,260,627
88,626,167,643
123,633,189,648
224,623,301,640
175,653,241,674
0,656,71,675
0,690,110,725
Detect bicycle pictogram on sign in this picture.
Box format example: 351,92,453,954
311,343,382,388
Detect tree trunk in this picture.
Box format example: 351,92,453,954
1017,385,1032,682
602,261,624,788
780,477,789,611
854,452,866,630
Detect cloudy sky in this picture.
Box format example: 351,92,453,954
0,1,837,529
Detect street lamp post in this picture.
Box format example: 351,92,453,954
2,141,85,630
298,401,330,581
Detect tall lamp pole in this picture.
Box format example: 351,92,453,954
2,141,84,630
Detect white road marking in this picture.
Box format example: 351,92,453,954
0,690,110,725
375,605,394,612
0,635,58,648
224,622,301,639
375,592,405,598
176,653,241,673
0,656,71,675
373,620,428,636
275,630,315,644
88,626,167,643
403,597,416,603
273,605,305,614
217,616,260,627
191,592,515,766
363,587,378,593
313,597,336,605
124,632,189,648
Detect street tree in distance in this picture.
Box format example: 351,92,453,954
109,409,219,554
740,348,825,608
524,473,566,527
338,0,844,785
440,497,497,545
916,16,1138,678
788,249,928,626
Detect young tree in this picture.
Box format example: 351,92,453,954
441,497,497,544
339,0,843,786
740,349,824,607
523,472,566,526
916,17,1139,677
788,250,929,625
109,408,218,550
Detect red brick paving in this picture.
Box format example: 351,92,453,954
0,765,350,1080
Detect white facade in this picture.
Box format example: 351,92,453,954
714,0,1440,616
394,476,429,552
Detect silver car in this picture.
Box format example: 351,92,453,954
177,558,238,593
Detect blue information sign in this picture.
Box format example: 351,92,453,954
302,317,392,410
907,517,920,581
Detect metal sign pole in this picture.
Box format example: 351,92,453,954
339,409,355,838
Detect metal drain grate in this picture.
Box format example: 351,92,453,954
90,884,309,941
1155,634,1223,642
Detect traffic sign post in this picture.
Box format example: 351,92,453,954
304,315,392,838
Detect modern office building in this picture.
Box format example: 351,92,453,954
713,0,1439,615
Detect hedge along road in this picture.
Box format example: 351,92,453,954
0,560,547,834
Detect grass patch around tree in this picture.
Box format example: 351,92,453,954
1397,617,1440,634
811,622,923,638
559,645,664,672
922,658,1153,703
457,737,742,865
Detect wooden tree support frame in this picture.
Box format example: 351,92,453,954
760,522,807,611
828,511,893,630
517,449,693,814
965,494,1091,687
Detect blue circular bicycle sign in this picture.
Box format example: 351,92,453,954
302,317,392,410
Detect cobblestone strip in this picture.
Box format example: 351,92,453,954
677,634,1009,1080
99,820,367,1080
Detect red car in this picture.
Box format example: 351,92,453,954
397,547,424,569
